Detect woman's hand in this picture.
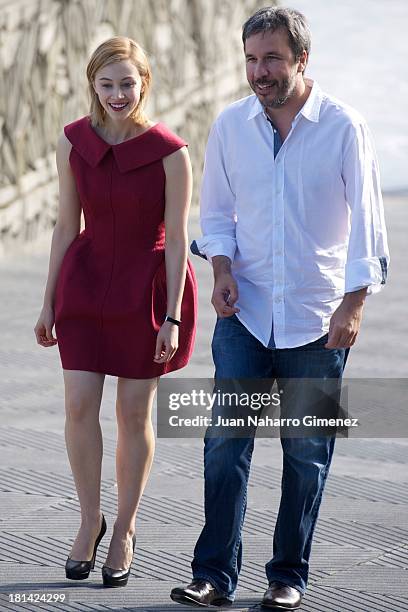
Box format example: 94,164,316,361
34,305,58,347
154,321,179,363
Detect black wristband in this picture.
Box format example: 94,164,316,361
164,315,181,326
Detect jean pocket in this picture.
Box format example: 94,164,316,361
212,314,241,347
216,313,238,321
304,333,329,348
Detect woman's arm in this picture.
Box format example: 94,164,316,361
163,146,192,320
154,146,192,363
34,132,81,347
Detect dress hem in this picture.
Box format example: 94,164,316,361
60,360,189,379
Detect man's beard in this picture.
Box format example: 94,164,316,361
254,74,297,109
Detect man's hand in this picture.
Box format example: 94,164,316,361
325,288,367,349
211,255,240,318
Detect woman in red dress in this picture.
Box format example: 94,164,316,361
34,36,197,587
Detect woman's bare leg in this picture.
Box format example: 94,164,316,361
104,376,158,569
63,369,105,560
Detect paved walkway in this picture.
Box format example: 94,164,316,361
0,198,407,611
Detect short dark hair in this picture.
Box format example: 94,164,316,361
242,6,311,70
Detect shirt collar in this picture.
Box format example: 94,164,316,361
298,79,324,123
247,79,324,124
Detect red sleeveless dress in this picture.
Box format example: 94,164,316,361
54,116,197,378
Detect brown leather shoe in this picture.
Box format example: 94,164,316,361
170,579,232,607
261,581,302,609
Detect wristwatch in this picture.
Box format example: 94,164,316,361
164,315,181,326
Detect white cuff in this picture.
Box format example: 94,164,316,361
345,256,388,295
193,235,236,264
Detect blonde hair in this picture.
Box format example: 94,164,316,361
86,36,152,127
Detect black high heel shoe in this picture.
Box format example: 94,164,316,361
65,514,107,580
102,533,136,588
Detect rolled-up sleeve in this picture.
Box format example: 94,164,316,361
342,120,390,294
193,121,237,264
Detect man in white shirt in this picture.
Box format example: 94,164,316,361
171,6,389,610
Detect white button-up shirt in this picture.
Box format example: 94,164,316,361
194,80,389,349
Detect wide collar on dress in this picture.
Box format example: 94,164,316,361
64,116,180,173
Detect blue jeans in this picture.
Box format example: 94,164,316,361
191,315,348,599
